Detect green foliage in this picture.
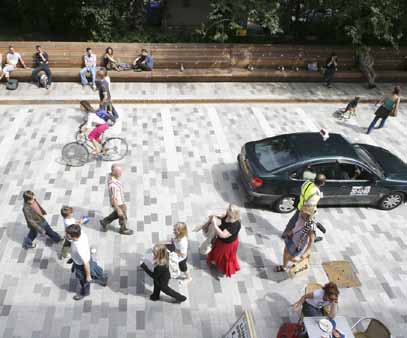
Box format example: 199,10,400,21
197,0,281,42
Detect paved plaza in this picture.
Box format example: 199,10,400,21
0,84,406,338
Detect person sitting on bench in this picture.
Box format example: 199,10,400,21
133,49,153,71
32,45,52,89
0,45,27,81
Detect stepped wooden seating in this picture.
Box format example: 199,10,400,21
0,42,406,82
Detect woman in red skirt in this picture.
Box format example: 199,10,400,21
207,204,241,277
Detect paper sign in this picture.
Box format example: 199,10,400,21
223,310,257,338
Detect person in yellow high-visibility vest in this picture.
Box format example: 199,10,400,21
282,174,326,238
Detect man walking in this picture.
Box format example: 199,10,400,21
282,174,326,239
80,47,97,90
65,224,107,300
32,45,52,89
22,190,62,249
97,70,118,121
359,47,376,89
0,45,28,81
100,164,133,235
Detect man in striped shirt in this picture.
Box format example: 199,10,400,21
100,164,133,235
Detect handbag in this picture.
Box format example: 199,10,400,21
288,256,310,279
168,251,181,279
6,79,18,90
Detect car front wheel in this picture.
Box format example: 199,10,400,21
274,195,297,213
378,192,404,210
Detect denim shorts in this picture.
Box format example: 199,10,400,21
284,238,302,257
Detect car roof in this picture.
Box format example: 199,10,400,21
284,132,358,161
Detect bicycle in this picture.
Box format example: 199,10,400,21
61,125,128,167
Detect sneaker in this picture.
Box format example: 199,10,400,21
66,258,73,264
92,84,97,91
23,243,36,250
314,236,323,243
73,294,87,301
176,296,187,304
149,295,160,301
119,228,134,235
99,220,108,231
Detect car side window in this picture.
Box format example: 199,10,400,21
308,162,341,180
339,163,374,181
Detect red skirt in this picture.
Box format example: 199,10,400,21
207,237,240,277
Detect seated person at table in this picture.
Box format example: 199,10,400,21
133,49,153,71
293,282,339,319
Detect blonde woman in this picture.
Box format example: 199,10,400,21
207,204,241,277
140,244,187,303
167,222,191,282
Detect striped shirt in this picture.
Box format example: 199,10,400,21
108,174,124,207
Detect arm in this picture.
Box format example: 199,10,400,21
19,56,27,68
84,261,92,282
328,301,338,319
212,219,231,239
292,292,313,311
394,97,401,114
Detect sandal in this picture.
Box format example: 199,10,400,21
273,265,286,272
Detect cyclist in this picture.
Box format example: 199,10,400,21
79,100,112,156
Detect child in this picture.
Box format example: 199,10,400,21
79,100,111,156
140,244,187,303
60,206,87,259
168,222,191,282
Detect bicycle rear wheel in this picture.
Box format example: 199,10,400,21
61,142,89,167
102,137,128,161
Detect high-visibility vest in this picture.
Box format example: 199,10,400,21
297,181,319,211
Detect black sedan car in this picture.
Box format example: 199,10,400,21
238,132,407,213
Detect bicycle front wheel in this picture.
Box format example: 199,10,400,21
61,142,89,167
102,137,128,161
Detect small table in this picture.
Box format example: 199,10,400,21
304,316,356,338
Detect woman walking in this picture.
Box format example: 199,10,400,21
140,244,187,303
367,86,401,134
274,210,315,273
207,204,241,277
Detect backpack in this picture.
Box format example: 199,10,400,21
95,108,110,121
6,79,18,90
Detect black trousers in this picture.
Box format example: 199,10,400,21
151,281,185,301
32,64,52,84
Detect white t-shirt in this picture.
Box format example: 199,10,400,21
7,52,21,66
70,232,90,266
305,289,332,309
63,217,76,228
85,113,107,129
84,53,96,67
173,236,188,261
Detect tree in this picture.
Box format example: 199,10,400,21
197,0,281,42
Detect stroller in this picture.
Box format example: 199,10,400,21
337,96,360,120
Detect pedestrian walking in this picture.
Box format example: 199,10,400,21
100,164,133,235
206,204,241,278
97,70,118,121
166,222,192,282
22,190,62,249
367,85,401,135
65,224,107,301
274,210,316,273
324,52,337,88
292,282,339,319
282,174,326,240
32,45,52,89
140,244,187,303
358,47,376,89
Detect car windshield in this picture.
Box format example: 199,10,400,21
353,145,384,177
254,136,298,172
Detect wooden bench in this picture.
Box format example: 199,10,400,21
0,42,406,82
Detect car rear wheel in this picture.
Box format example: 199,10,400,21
378,192,404,210
274,195,297,213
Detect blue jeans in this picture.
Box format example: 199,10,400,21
367,116,388,134
23,220,61,248
80,66,96,85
